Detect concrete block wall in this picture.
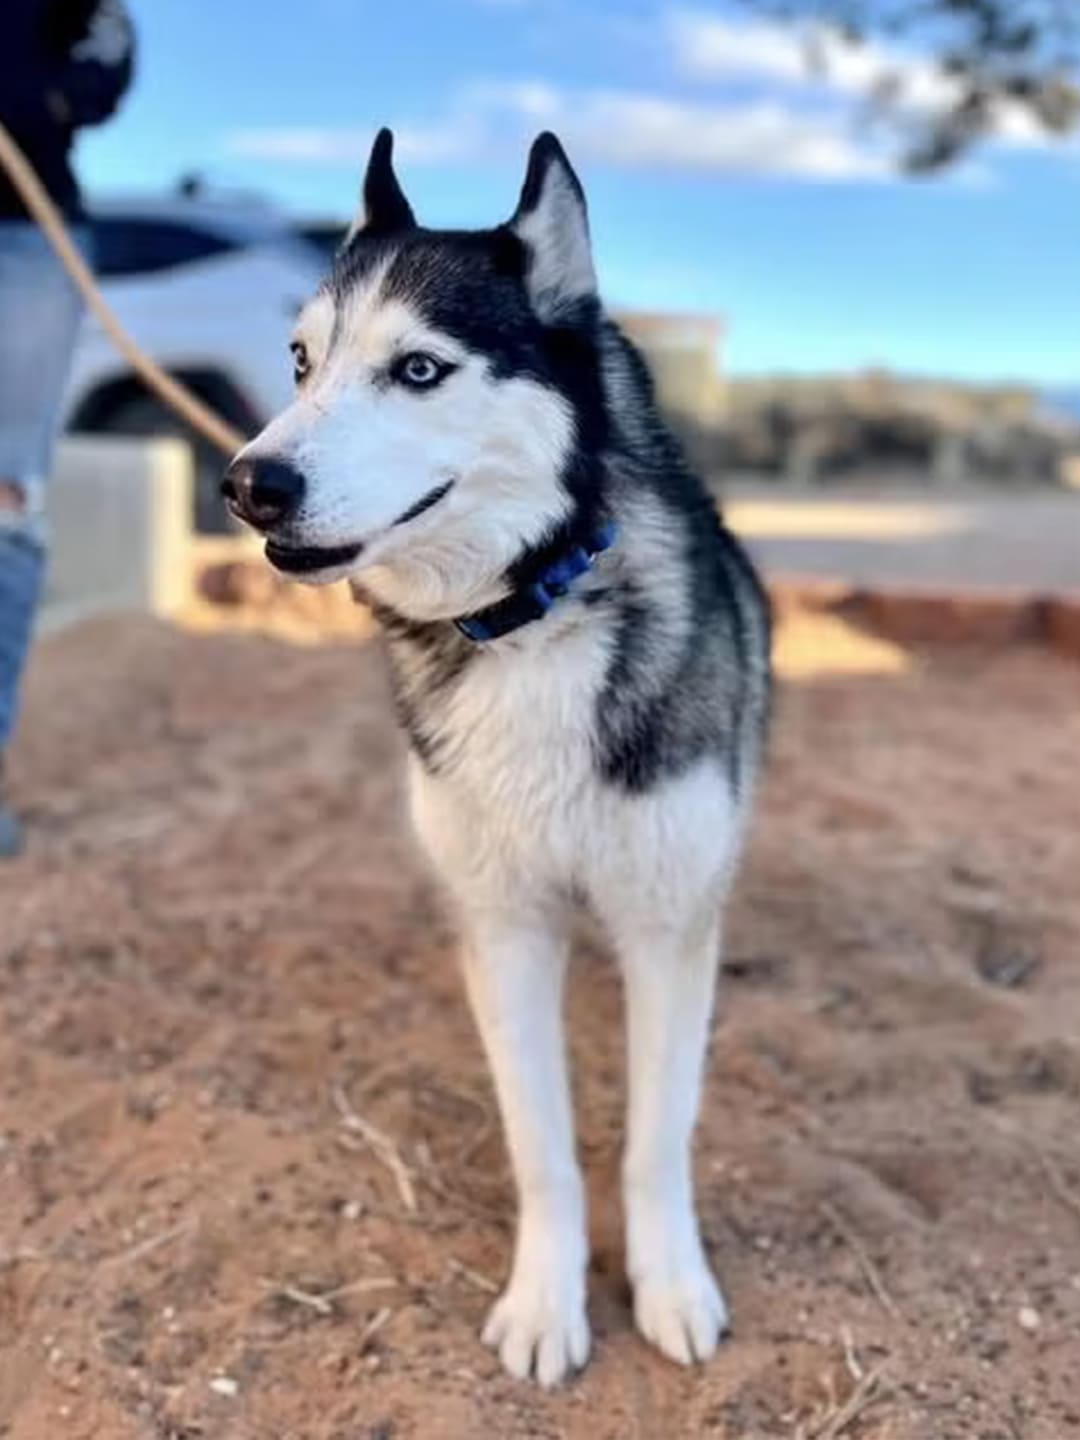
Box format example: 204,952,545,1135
41,436,194,632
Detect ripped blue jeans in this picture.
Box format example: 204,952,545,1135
0,222,85,750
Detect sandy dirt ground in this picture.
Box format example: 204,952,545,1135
1,595,1079,1440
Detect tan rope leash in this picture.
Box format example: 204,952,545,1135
0,123,247,459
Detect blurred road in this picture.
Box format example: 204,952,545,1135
726,488,1080,592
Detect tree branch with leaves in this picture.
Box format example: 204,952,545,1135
738,0,1079,169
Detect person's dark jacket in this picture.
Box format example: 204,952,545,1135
0,0,134,221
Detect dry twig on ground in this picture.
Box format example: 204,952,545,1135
101,1220,193,1269
261,1275,399,1318
332,1083,418,1214
448,1257,500,1295
820,1202,905,1324
815,1362,892,1440
357,1305,394,1352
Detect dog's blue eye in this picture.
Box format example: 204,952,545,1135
396,352,451,390
290,340,310,384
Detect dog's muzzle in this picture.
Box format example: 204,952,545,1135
221,456,364,574
221,456,305,532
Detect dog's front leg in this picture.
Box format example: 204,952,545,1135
460,909,589,1386
618,912,730,1365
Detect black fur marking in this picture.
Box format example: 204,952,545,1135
383,234,552,380
591,329,772,795
512,132,588,221
490,225,528,282
357,588,475,772
361,128,416,236
581,586,612,608
594,516,770,795
391,480,455,529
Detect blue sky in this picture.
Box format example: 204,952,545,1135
79,0,1080,385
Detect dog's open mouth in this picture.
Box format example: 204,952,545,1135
264,540,363,574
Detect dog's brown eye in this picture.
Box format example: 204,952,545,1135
290,340,310,384
395,352,453,391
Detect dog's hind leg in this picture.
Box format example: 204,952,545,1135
459,906,590,1387
615,902,731,1365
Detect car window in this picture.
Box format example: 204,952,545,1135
90,218,238,278
297,224,346,265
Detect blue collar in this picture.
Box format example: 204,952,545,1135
454,519,617,643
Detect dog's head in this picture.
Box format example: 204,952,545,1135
222,130,605,621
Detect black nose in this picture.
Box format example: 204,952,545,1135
221,456,305,531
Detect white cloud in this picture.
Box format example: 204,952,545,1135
668,9,1055,150
506,89,889,178
670,11,814,87
226,82,891,182
669,10,945,100
466,81,562,121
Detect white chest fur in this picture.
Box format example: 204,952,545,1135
405,607,740,926
406,614,615,906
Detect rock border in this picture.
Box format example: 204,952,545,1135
199,560,1080,663
771,576,1080,661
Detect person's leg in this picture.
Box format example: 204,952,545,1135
0,223,85,853
0,492,46,750
0,501,45,855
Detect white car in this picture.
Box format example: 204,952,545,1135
63,191,331,532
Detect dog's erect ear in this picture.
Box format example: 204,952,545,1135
346,128,416,242
508,133,596,320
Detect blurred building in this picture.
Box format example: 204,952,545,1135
614,311,726,431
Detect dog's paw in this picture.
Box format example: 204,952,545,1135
632,1259,729,1366
482,1271,590,1387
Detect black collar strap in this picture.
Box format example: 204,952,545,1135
454,520,617,643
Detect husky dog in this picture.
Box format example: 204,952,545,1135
222,129,771,1386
